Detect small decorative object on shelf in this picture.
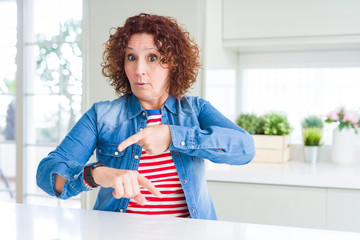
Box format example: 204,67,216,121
301,115,323,164
325,107,359,165
236,112,292,164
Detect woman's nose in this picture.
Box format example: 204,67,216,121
135,59,146,76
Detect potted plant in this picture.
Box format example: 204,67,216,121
260,112,292,136
301,115,324,129
235,113,261,134
302,127,322,146
236,112,293,163
301,115,323,164
325,107,360,165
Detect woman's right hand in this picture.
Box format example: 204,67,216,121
92,166,161,205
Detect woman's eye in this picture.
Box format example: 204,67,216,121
127,54,136,61
148,55,158,62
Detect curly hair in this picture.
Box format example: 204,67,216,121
101,13,201,98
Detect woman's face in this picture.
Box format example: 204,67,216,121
124,33,170,110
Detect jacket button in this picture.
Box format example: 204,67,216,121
142,112,146,116
180,141,185,146
191,209,195,213
183,180,187,184
173,150,178,154
134,155,139,159
99,149,102,153
120,209,124,213
114,151,119,156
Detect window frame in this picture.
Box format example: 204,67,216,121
14,0,83,206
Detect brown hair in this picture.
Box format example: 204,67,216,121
101,13,201,98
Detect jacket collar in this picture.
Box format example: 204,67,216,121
163,95,177,114
127,94,143,119
127,93,178,119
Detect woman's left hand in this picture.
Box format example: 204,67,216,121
118,125,172,154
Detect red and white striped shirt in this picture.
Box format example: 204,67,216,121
126,110,190,218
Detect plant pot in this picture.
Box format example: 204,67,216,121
303,146,320,164
331,128,356,165
252,135,291,163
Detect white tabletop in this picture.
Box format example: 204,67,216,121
1,203,360,240
206,161,360,189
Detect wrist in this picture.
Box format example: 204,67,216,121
83,162,103,189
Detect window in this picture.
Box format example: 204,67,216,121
23,0,83,208
205,51,360,147
241,67,360,144
205,70,236,121
0,0,83,207
0,0,17,201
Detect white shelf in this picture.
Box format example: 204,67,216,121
206,161,360,190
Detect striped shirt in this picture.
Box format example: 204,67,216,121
126,109,190,218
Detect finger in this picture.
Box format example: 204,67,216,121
138,175,161,197
112,183,124,199
118,133,143,152
133,194,147,205
122,179,134,198
131,178,141,197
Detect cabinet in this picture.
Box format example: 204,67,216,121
207,181,326,229
207,181,360,232
222,0,360,52
327,188,360,232
223,0,360,40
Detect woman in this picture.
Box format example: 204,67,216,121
36,13,255,220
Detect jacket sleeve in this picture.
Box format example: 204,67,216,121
168,98,255,165
36,105,98,199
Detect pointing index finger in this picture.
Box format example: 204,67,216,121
138,175,162,197
118,132,143,152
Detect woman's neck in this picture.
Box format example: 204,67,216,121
138,95,168,110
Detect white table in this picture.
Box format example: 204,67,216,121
1,203,360,240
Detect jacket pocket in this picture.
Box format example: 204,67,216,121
96,142,124,168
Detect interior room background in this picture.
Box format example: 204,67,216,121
0,0,359,230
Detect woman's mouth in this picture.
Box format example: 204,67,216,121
136,82,147,88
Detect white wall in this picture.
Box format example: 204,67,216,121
204,0,237,70
84,0,205,108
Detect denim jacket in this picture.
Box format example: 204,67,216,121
36,94,255,220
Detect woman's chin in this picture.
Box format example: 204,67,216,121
133,91,151,100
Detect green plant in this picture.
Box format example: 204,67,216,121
256,116,266,134
2,77,16,94
260,112,292,135
235,113,261,134
301,115,323,129
302,127,322,146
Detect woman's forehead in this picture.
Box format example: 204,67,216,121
127,33,156,48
